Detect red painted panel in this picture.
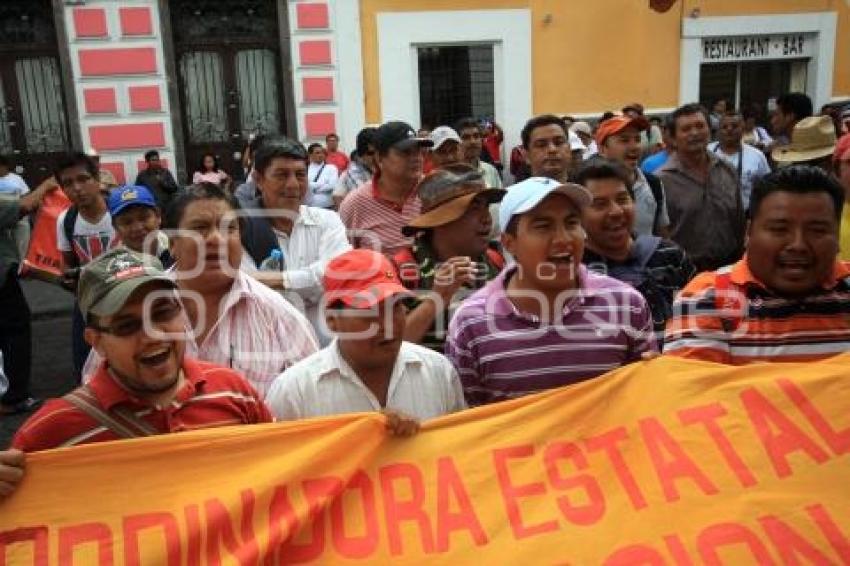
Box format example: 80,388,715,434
89,123,165,151
128,86,162,112
296,3,330,29
299,41,332,66
100,162,126,185
304,113,336,137
73,8,108,38
302,77,334,102
119,7,154,36
79,48,157,77
83,88,117,114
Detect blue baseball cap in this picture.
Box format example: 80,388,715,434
498,177,591,232
108,185,158,217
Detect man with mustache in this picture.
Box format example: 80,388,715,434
665,165,850,364
656,103,745,272
0,248,273,497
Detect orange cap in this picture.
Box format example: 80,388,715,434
323,249,411,309
595,115,650,146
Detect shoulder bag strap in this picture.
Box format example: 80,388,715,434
64,386,156,438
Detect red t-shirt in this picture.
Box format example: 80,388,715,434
12,357,273,452
326,151,350,173
483,133,503,165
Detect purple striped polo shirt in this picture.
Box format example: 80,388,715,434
445,265,657,406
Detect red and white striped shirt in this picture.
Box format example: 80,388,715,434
191,271,320,398
338,179,421,256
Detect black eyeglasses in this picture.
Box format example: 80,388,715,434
90,299,182,337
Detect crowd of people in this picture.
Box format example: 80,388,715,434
1,91,850,500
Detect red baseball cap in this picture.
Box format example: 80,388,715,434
323,249,411,309
595,115,650,146
834,133,850,165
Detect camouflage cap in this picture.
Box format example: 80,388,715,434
78,248,175,322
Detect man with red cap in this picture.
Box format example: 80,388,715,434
264,249,466,428
594,114,671,237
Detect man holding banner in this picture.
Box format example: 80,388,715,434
665,165,850,364
446,177,656,406
0,247,272,492
265,248,466,423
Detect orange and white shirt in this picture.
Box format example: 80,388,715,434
664,256,850,364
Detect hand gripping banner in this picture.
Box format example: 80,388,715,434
2,354,849,564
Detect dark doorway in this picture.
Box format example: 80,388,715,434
418,45,495,130
0,0,71,186
700,59,805,127
170,0,286,180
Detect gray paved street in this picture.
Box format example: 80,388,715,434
1,279,76,447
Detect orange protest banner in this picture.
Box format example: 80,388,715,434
2,354,849,564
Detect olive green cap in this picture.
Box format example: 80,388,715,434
78,247,175,323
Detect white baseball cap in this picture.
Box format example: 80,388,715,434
568,130,586,152
570,121,592,137
499,177,591,232
429,126,462,150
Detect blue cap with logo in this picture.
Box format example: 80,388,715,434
498,177,592,232
108,185,158,217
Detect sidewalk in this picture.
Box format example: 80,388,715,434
1,279,75,447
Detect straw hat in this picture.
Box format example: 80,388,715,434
772,115,836,163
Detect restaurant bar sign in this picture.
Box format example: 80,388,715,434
702,33,814,63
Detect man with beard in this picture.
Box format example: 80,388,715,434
656,103,745,272
6,248,273,455
665,166,850,364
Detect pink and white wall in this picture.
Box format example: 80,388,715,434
288,0,366,148
57,1,367,182
63,1,175,185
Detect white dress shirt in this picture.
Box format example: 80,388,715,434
266,340,467,421
306,162,339,209
247,205,352,344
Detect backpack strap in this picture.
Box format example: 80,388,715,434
62,206,80,267
644,173,664,236
239,200,280,267
64,385,157,439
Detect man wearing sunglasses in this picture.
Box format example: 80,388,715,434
0,248,272,492
338,121,433,255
